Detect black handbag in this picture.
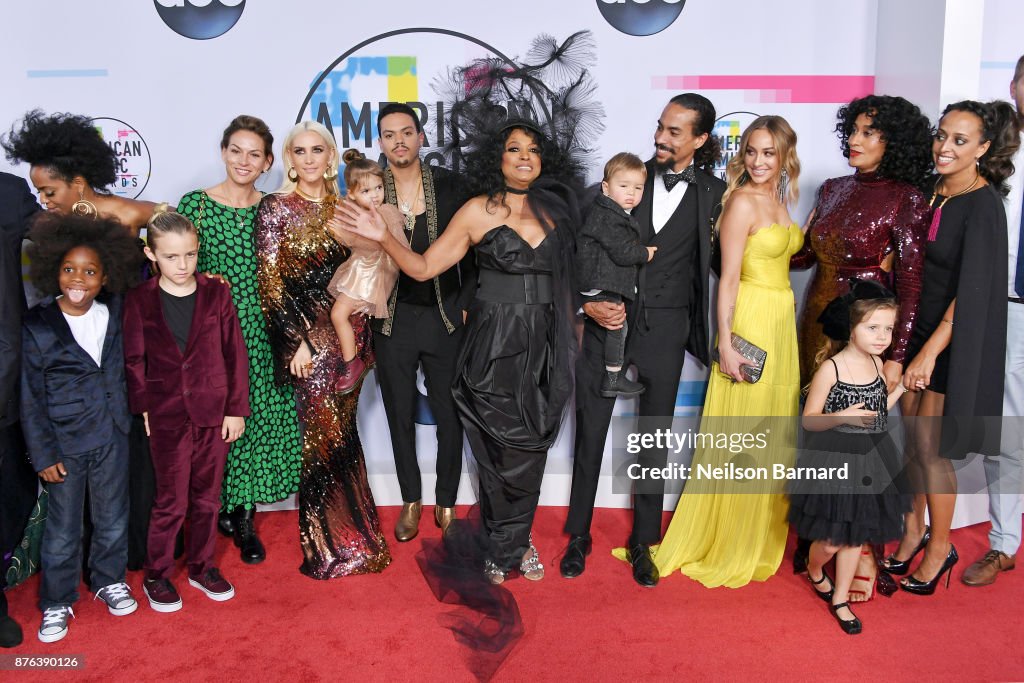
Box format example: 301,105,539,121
711,333,767,383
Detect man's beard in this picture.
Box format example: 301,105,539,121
652,145,676,174
389,149,418,169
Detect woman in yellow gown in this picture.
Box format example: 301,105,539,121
653,115,803,588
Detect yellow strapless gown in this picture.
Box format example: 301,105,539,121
651,223,803,588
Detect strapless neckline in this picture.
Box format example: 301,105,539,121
751,222,798,238
480,224,551,251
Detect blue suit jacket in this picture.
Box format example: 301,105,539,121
20,294,131,472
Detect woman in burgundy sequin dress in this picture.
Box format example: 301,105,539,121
790,96,933,598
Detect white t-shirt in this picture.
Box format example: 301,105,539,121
652,171,690,234
61,300,109,367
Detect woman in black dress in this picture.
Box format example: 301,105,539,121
883,100,1020,594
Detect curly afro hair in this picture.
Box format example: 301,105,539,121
461,121,579,202
2,110,118,189
835,95,933,190
26,213,143,296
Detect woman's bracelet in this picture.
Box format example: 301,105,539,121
941,318,954,326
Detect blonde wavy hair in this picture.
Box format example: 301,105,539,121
722,115,800,207
275,121,340,196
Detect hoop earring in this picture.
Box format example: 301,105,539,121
287,167,299,182
777,168,789,204
323,164,338,181
71,189,98,218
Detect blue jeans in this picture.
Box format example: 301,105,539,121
40,434,129,610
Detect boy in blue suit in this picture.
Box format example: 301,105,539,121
20,213,142,643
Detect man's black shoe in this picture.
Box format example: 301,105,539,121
627,543,659,587
559,535,592,578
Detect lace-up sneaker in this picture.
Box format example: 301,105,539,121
188,568,235,602
38,606,74,643
143,578,183,613
94,582,138,616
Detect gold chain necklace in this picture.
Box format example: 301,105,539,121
395,174,422,232
926,172,980,241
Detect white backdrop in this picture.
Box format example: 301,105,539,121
2,0,1020,519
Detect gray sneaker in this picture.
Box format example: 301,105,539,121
38,606,74,643
94,582,138,616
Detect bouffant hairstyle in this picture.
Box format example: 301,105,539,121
220,114,274,162
26,213,142,296
835,95,934,190
341,148,384,191
941,100,1021,196
463,122,577,206
3,110,118,189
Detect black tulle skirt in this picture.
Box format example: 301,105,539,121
787,428,910,546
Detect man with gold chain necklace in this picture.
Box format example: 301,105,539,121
370,103,475,542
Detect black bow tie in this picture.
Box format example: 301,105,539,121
663,166,696,191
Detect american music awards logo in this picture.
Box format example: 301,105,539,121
597,0,686,36
90,118,152,199
154,0,245,40
712,111,760,181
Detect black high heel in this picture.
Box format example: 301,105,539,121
808,569,834,603
900,544,959,596
830,602,862,635
881,526,931,575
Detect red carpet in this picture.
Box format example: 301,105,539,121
4,506,1023,681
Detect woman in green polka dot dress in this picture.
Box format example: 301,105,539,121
177,115,303,564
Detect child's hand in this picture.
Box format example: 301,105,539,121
646,246,657,262
39,463,67,483
143,411,150,436
834,402,877,427
222,416,245,443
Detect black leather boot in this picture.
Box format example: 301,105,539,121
232,507,266,565
600,370,645,398
217,510,235,537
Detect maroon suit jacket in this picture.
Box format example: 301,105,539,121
123,274,250,430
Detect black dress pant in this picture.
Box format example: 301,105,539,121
565,307,690,545
374,302,464,507
0,422,36,595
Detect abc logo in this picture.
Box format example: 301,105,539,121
597,0,685,37
154,0,245,40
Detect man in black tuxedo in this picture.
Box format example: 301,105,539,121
562,94,725,586
0,171,39,646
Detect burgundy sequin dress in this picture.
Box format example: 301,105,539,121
792,172,931,387
255,192,390,578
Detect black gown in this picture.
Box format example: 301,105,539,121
904,182,1007,458
452,225,573,571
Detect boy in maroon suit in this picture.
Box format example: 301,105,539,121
123,209,250,612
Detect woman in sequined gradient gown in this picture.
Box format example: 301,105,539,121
789,96,932,598
255,121,390,578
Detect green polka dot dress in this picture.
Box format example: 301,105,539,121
178,190,303,509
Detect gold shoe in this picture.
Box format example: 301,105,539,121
395,501,421,542
434,506,456,535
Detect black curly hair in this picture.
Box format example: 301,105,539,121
835,95,933,190
2,110,117,189
26,213,143,296
941,100,1021,197
461,121,579,209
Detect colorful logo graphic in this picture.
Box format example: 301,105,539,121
154,0,245,40
597,0,685,37
712,111,760,181
90,118,151,199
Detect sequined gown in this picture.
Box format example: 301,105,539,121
791,173,930,387
653,223,803,588
255,192,390,578
178,190,304,509
787,359,909,546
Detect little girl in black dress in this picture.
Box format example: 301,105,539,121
788,279,909,635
